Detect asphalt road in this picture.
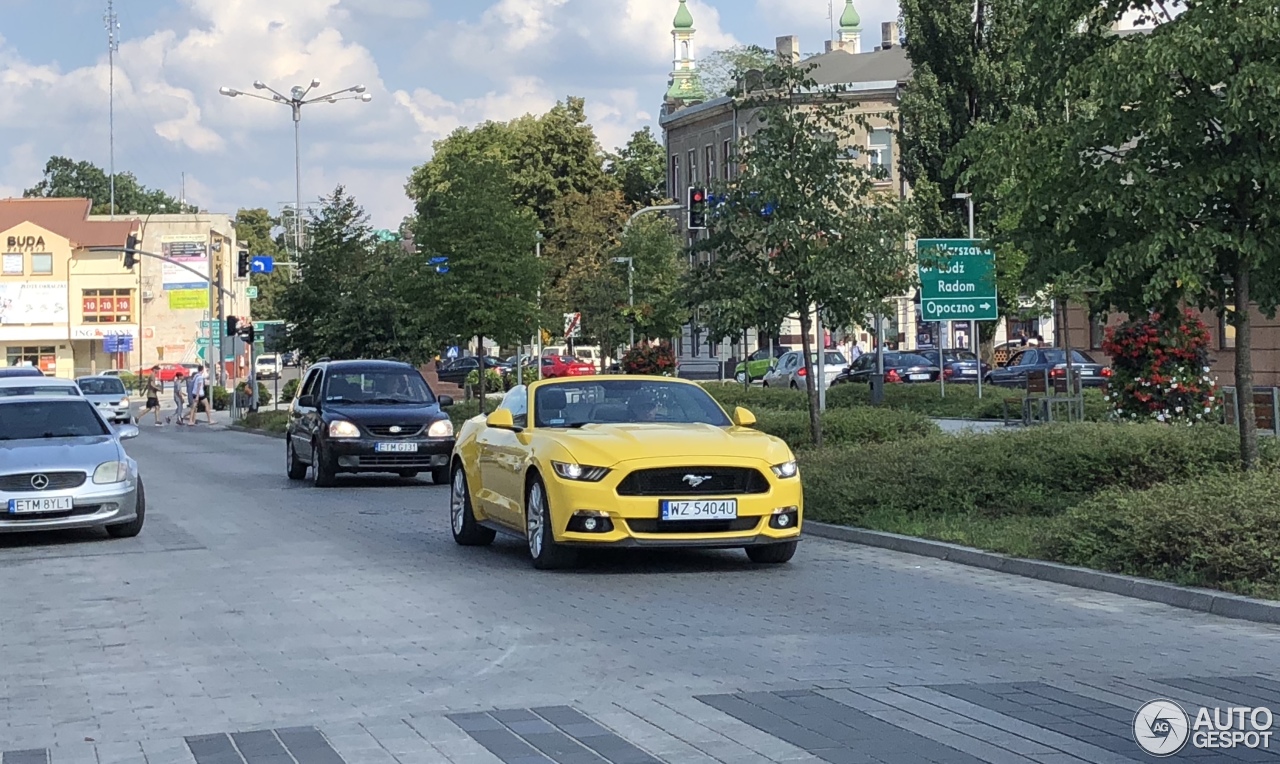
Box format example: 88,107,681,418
2,425,1278,764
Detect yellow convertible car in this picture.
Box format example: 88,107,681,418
448,376,802,569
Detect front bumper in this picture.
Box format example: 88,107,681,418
93,402,131,421
0,479,139,534
326,437,455,472
542,456,803,548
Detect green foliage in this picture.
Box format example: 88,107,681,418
754,408,939,449
464,368,504,394
238,381,272,408
694,45,775,98
118,372,138,392
233,208,288,320
23,156,184,215
1101,311,1221,424
280,377,300,403
621,342,677,376
608,127,668,208
1047,470,1280,599
241,410,290,434
446,397,501,429
613,214,686,341
542,189,629,350
211,386,230,411
799,423,1261,525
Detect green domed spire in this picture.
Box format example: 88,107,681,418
839,0,861,29
673,0,694,30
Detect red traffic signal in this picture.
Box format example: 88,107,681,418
687,186,708,230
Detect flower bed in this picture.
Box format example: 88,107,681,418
1101,310,1221,424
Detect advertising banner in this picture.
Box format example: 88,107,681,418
168,289,209,310
159,234,209,291
0,282,69,325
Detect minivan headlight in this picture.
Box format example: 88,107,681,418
328,420,360,438
93,461,129,484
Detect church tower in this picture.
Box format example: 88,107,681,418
665,0,706,107
826,0,863,54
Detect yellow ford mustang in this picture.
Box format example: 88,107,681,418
449,376,802,569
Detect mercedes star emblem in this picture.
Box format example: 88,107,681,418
30,473,49,490
683,474,712,488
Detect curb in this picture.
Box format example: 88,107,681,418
806,522,1280,626
228,425,286,440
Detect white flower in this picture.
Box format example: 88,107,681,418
1157,414,1166,422
1204,406,1212,414
1203,366,1211,373
1176,406,1184,413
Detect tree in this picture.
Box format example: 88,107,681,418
233,208,288,321
24,156,183,215
897,0,1031,339
542,189,629,361
411,153,541,408
613,214,686,342
692,60,916,446
973,0,1280,469
695,45,775,98
607,127,668,208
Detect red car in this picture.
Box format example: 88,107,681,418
541,355,596,378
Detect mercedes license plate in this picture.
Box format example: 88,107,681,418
909,374,930,381
9,496,73,514
375,442,418,453
961,369,976,375
660,499,737,520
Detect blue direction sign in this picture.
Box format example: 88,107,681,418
250,256,274,274
103,335,133,353
916,239,998,322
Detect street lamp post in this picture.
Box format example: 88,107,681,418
610,256,635,350
953,192,982,399
218,79,372,254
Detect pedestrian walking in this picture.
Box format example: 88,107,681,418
168,371,186,425
138,369,164,426
187,365,212,425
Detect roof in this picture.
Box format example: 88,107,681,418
0,198,136,249
315,359,415,369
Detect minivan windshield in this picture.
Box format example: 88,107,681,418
78,378,127,396
323,369,437,404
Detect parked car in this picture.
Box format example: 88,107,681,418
987,348,1111,388
761,350,848,390
0,395,145,538
0,376,83,397
76,376,133,423
449,377,802,569
541,355,596,378
437,356,510,386
733,346,792,384
255,354,283,380
285,359,456,486
834,352,941,385
0,366,45,378
916,349,991,384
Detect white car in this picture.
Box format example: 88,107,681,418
255,354,282,380
761,350,848,390
76,375,133,423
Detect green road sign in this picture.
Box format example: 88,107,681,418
917,239,998,322
199,319,222,332
246,286,259,299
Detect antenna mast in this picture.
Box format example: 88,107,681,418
828,0,835,43
105,0,119,218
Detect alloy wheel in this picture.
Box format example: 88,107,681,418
527,482,545,559
451,469,467,535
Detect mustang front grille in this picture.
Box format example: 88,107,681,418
626,518,762,534
615,467,770,497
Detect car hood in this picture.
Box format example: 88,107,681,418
0,436,121,472
326,403,445,425
539,423,792,468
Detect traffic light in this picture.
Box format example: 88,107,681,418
237,250,251,278
123,233,138,269
226,316,239,336
238,324,255,345
687,187,708,230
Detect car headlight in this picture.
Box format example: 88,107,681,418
771,460,799,478
119,397,129,406
551,461,610,482
427,419,454,438
328,420,361,438
93,461,129,484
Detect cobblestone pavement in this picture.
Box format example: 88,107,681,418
2,425,1277,763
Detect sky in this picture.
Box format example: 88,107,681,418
0,0,905,229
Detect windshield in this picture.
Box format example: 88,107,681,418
0,384,80,397
322,369,436,404
1043,350,1096,364
78,378,127,396
0,399,110,440
534,380,731,428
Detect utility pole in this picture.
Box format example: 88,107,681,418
104,0,119,219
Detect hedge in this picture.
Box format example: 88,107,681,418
754,408,939,448
1046,470,1280,599
797,422,1271,525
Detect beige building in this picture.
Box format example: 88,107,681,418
0,198,249,379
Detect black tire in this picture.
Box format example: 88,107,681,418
398,470,419,479
431,465,449,485
106,479,145,539
761,381,769,388
311,441,336,487
525,476,576,570
745,540,798,564
790,381,798,390
450,464,495,546
286,438,307,480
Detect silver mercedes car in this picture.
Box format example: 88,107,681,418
0,395,145,537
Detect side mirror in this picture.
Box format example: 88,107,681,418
438,395,454,407
295,395,315,408
732,406,756,427
486,409,515,429
116,424,140,440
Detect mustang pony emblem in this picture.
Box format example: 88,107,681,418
683,474,713,488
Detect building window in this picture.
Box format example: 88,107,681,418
1088,315,1106,349
2,253,22,275
687,149,698,186
30,253,53,275
1220,310,1237,349
868,128,893,181
722,139,732,180
669,154,680,199
6,345,56,373
82,288,134,324
705,145,716,186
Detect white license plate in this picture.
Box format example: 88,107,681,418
960,369,976,375
909,374,930,381
1081,369,1094,375
660,499,737,520
375,442,418,453
9,496,73,514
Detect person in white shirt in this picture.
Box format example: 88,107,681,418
186,366,212,425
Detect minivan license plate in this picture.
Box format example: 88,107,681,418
375,442,418,453
660,499,737,520
9,497,73,514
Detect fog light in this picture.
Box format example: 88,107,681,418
769,506,799,530
583,517,599,531
776,513,792,527
568,511,613,534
